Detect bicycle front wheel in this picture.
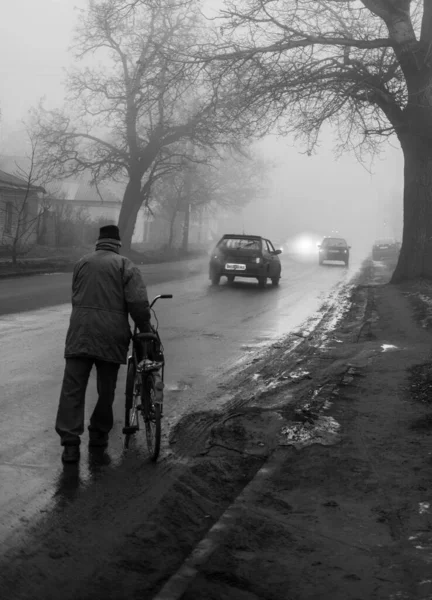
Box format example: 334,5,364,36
141,372,162,461
123,360,139,449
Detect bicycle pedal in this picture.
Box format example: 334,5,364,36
122,426,138,434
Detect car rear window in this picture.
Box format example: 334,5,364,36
218,238,262,250
375,239,395,245
322,238,347,247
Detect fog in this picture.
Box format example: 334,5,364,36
0,0,403,254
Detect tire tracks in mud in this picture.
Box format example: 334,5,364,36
0,264,370,600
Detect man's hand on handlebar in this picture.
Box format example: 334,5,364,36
139,322,154,334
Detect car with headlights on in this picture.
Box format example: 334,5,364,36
372,238,400,261
318,237,350,266
209,234,282,288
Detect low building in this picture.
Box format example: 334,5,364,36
0,169,45,253
41,178,146,246
0,156,147,247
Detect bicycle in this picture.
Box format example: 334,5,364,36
122,294,172,461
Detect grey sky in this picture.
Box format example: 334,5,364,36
0,0,402,248
0,0,86,125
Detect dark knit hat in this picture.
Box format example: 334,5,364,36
98,225,121,241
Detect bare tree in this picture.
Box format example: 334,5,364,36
0,132,49,264
195,0,432,282
156,171,187,248
152,146,269,250
33,0,247,252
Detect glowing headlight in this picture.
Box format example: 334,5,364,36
255,257,262,264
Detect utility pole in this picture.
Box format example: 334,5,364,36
181,139,194,253
181,200,191,252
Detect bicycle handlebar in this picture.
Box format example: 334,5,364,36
150,294,173,308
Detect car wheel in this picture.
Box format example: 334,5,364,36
344,260,349,267
227,275,235,284
210,271,220,285
271,275,280,286
319,257,324,265
257,276,267,288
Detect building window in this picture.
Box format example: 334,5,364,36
4,202,13,234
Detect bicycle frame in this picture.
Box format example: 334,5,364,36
123,294,172,456
129,294,172,376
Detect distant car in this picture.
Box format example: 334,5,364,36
209,234,282,288
372,239,400,261
318,237,350,266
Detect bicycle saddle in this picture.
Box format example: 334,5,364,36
135,332,159,342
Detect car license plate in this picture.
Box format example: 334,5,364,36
379,246,389,249
329,250,340,254
225,263,246,271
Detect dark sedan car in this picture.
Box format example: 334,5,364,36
318,237,350,266
209,234,282,288
372,239,401,261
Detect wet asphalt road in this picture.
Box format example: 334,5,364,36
0,257,205,316
0,252,363,551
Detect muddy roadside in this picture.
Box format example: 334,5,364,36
174,262,432,600
3,259,428,600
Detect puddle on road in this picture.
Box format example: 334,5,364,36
419,502,431,515
240,342,272,352
279,415,341,448
288,368,312,382
165,381,192,392
381,344,399,352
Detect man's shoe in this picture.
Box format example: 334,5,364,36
89,432,108,448
62,445,80,463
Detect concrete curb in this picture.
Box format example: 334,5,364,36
153,454,281,600
0,256,208,280
0,264,75,279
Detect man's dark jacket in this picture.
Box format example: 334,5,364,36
64,239,151,364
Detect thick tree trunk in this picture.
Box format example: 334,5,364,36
391,135,432,282
118,176,142,252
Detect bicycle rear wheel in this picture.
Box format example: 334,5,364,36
141,372,162,461
123,361,139,449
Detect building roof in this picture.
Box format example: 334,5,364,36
0,168,45,193
44,178,121,204
0,155,125,205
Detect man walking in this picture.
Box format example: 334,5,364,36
55,224,151,463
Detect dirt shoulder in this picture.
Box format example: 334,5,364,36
4,260,432,600
176,261,432,600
